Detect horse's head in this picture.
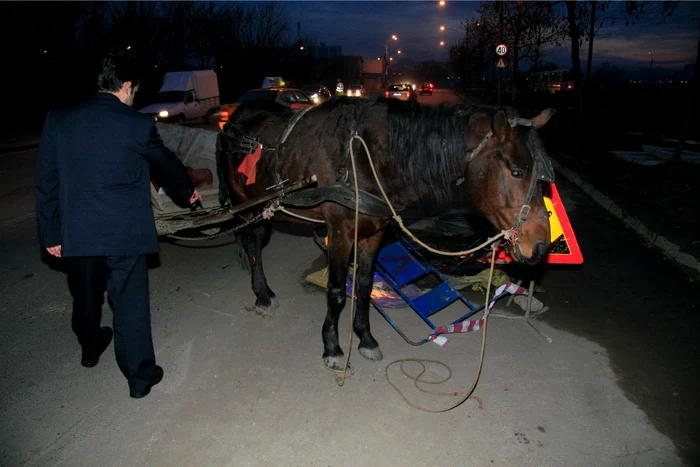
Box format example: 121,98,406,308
464,108,555,265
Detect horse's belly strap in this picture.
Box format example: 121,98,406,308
282,185,399,217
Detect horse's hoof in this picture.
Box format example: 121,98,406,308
244,304,274,317
270,297,280,309
359,345,383,361
323,355,350,372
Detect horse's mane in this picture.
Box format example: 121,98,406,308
387,103,488,204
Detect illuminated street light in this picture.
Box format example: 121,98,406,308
126,45,131,50
439,25,445,31
300,45,304,50
439,1,446,6
397,50,402,54
384,34,398,87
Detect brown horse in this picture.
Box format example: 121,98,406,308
216,97,555,371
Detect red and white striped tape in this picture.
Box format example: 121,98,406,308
428,281,528,346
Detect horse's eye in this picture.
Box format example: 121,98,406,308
511,169,524,179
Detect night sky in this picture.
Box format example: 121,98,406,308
283,1,700,70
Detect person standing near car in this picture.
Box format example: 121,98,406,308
335,78,345,96
35,52,202,399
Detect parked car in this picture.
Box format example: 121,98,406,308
218,87,313,130
384,83,417,103
346,84,367,98
301,85,333,105
419,83,433,96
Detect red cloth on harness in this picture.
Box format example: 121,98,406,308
236,143,263,185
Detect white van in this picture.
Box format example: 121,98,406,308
139,70,221,124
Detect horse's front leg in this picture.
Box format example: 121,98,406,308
322,229,353,371
354,231,384,361
239,221,278,316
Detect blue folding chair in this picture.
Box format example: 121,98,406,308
372,235,485,345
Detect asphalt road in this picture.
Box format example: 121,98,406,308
1,90,698,466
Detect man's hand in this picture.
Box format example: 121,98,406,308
46,245,62,258
189,189,203,205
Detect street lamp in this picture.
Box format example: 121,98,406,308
647,51,654,85
384,34,398,87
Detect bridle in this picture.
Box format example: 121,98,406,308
465,113,555,244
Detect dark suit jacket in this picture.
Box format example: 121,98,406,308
35,92,194,256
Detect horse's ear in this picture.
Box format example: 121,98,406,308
530,108,556,129
492,110,509,142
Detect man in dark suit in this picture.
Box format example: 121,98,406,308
35,53,202,399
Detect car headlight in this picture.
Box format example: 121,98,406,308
159,110,169,118
311,94,319,103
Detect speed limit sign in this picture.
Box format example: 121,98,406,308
495,44,508,56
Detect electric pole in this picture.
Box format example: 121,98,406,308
498,0,503,106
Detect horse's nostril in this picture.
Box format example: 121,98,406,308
534,241,548,258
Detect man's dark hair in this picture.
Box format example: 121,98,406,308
97,53,141,92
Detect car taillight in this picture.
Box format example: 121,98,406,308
567,84,572,89
405,92,410,97
385,91,390,98
220,111,230,120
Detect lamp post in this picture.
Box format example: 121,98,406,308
647,51,654,86
384,34,398,88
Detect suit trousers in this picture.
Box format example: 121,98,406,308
65,255,159,393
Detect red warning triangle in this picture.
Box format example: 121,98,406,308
493,183,583,264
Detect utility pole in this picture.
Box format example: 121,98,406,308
498,0,503,107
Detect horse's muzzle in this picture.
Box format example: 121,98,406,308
515,241,549,265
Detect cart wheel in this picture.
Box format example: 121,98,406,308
176,114,186,125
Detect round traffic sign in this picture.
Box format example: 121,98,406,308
496,44,508,56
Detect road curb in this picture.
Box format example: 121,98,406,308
551,158,700,280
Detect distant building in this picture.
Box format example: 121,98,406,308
361,59,383,90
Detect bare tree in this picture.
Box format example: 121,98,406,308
556,0,678,121
449,10,498,91
465,2,565,108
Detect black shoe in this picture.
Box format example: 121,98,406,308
130,365,164,399
81,327,113,368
